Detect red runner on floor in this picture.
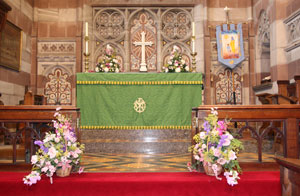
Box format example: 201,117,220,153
0,171,280,196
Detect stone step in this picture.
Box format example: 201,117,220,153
84,141,191,154
81,129,192,154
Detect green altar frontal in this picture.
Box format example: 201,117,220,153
76,73,202,129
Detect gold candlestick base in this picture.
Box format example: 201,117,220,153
84,52,90,73
190,52,197,73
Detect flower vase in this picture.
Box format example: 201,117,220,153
56,166,72,177
203,163,222,176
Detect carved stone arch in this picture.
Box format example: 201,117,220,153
214,66,242,105
43,66,72,105
257,10,270,47
162,42,191,69
94,43,125,72
93,8,125,42
129,9,158,71
257,9,271,83
127,8,158,27
161,8,193,42
42,64,73,77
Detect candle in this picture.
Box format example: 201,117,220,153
85,40,88,54
192,22,195,36
85,22,88,37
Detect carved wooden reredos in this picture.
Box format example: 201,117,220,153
92,7,193,72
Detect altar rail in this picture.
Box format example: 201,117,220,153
0,106,80,164
192,105,300,162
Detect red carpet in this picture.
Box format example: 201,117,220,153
0,171,280,196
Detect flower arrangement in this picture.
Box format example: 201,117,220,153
23,107,85,186
188,108,244,186
163,45,189,73
95,44,120,73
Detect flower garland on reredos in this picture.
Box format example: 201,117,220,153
95,44,120,73
188,108,244,186
163,45,189,73
23,107,85,186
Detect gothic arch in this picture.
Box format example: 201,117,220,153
257,9,271,83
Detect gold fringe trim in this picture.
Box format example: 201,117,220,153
77,81,203,85
80,125,192,130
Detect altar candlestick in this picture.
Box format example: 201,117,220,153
192,22,195,36
85,41,88,54
192,39,195,53
85,22,88,37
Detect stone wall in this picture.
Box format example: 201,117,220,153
0,0,33,105
252,0,300,103
33,0,82,105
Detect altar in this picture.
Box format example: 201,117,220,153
76,73,202,129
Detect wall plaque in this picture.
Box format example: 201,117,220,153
0,21,22,71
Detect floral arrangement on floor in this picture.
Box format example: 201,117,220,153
23,107,85,186
188,108,244,186
95,44,120,73
163,45,189,73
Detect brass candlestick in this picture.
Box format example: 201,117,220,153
190,52,197,73
84,52,90,73
84,35,89,73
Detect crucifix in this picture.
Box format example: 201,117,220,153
224,6,230,24
134,31,153,72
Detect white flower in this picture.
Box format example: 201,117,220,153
165,68,169,73
115,68,119,73
95,67,100,72
175,67,181,72
55,137,60,143
104,67,109,72
224,170,240,186
199,132,206,139
31,155,38,164
181,59,185,64
217,158,226,165
223,139,231,146
48,147,57,159
168,61,172,65
213,148,221,157
194,155,200,160
201,144,206,150
226,133,234,140
228,150,237,160
109,63,113,66
185,66,189,72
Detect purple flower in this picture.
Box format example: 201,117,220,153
203,121,210,133
218,135,228,148
34,140,43,146
41,146,48,153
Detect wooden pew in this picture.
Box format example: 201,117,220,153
0,105,80,166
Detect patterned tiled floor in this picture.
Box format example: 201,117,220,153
81,152,276,172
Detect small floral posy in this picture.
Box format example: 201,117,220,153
95,44,120,73
23,107,85,186
163,45,189,73
188,108,244,186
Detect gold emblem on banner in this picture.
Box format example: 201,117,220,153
134,98,146,113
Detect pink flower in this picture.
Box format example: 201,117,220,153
78,167,84,174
